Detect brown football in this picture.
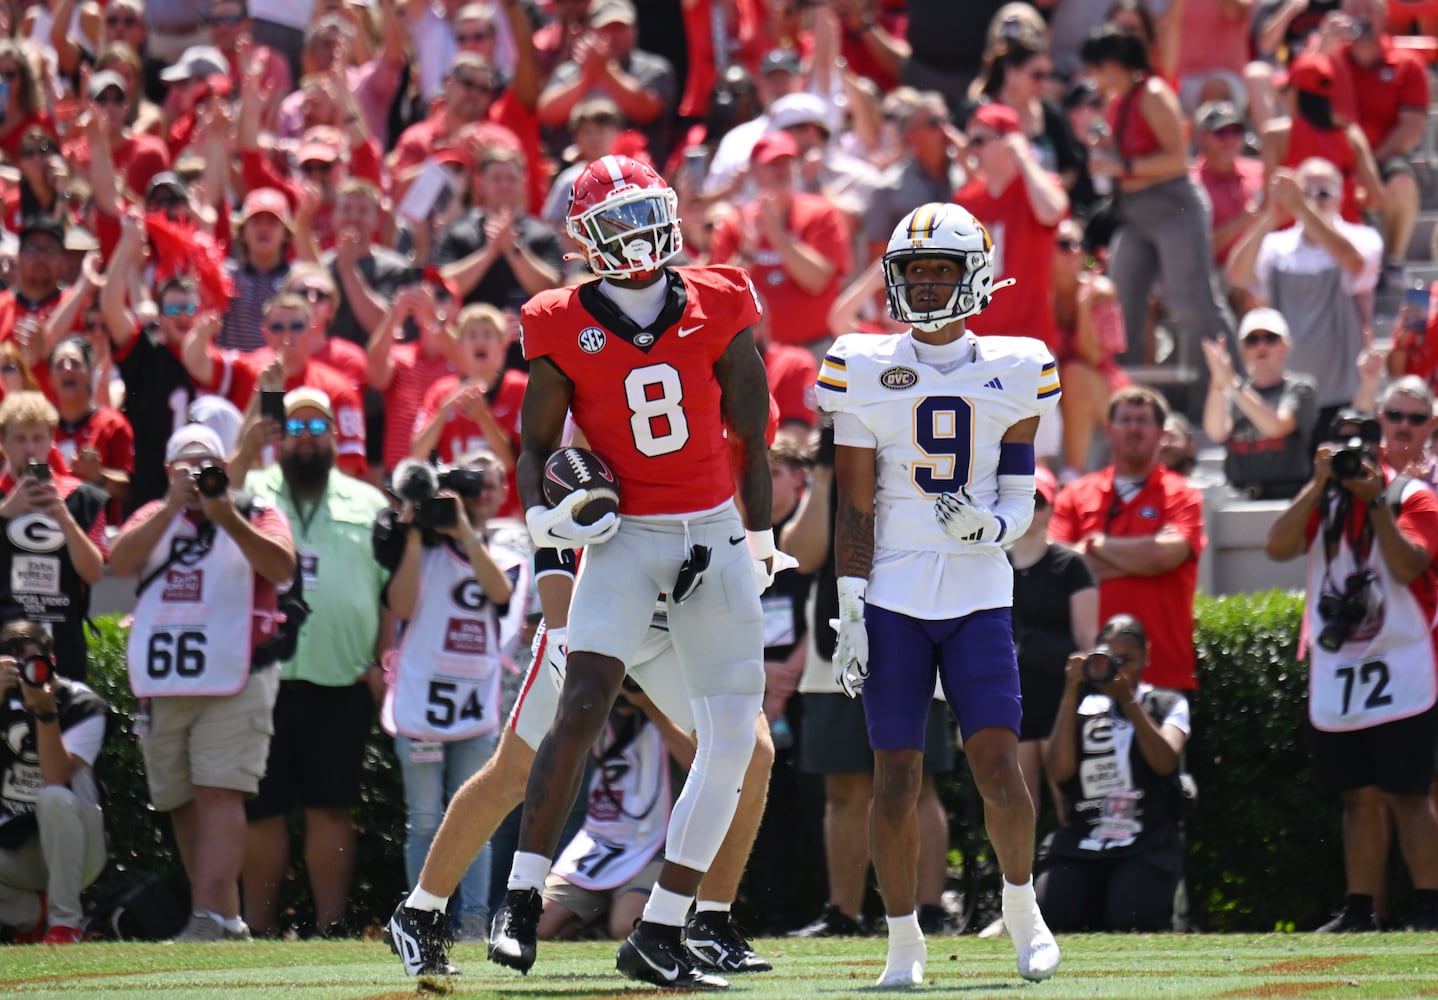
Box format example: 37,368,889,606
542,447,621,526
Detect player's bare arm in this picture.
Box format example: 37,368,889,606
516,356,575,511
834,444,877,580
715,326,774,532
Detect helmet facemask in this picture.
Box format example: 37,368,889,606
567,187,682,280
883,249,988,332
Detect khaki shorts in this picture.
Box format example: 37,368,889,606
542,857,664,926
141,666,281,812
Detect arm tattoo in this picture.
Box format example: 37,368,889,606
836,497,874,579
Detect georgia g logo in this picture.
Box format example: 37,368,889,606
451,578,490,611
578,326,607,354
6,513,64,552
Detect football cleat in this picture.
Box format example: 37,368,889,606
617,920,729,990
385,901,460,978
488,888,542,974
683,911,772,973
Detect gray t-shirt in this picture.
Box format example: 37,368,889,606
1223,373,1317,498
542,49,678,166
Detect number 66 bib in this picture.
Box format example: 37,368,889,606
128,513,257,698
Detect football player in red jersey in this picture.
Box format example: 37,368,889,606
486,155,777,990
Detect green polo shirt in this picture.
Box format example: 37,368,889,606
245,466,389,686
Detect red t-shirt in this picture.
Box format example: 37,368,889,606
64,131,171,202
1192,155,1265,264
1049,466,1207,690
521,266,763,515
209,350,368,479
1285,117,1361,223
1334,39,1431,152
709,192,850,347
0,112,56,163
54,405,135,475
762,342,818,430
0,288,64,342
381,343,455,472
416,368,527,517
957,174,1060,350
120,500,289,651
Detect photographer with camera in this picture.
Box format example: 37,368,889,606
1265,409,1438,932
108,423,298,942
1035,614,1190,933
374,450,529,941
0,391,108,682
0,621,109,945
237,387,389,939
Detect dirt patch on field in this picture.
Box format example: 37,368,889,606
1221,980,1356,997
1246,955,1365,975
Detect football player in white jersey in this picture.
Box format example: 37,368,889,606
817,202,1062,987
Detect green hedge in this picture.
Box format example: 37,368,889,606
85,591,1351,934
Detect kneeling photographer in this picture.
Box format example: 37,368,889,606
0,621,109,944
1265,409,1438,932
373,451,530,939
1034,614,1191,932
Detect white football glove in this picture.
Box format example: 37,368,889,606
536,624,569,693
935,487,1003,544
525,490,620,551
746,528,800,591
828,576,869,698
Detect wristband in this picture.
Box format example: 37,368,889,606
29,709,58,723
745,528,776,563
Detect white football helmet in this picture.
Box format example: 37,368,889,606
883,202,999,332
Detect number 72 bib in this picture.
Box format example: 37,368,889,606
1309,635,1437,732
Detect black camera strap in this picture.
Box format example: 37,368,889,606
1318,475,1410,591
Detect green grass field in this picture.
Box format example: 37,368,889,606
4,934,1438,999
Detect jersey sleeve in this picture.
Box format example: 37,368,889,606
519,291,567,365
697,265,763,358
815,336,853,415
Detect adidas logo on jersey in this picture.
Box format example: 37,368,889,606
983,377,1004,390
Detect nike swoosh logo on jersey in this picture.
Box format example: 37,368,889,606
729,535,744,545
678,324,703,337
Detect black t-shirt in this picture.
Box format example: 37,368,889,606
908,0,1005,75
0,677,108,847
116,326,201,515
326,248,413,348
1223,374,1317,499
0,479,108,680
432,209,565,314
1011,542,1096,683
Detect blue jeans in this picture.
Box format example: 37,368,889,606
395,732,498,922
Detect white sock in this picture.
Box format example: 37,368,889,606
1003,877,1036,907
887,911,922,946
695,900,730,915
642,885,694,928
221,914,247,933
406,887,450,913
507,851,551,892
198,909,225,924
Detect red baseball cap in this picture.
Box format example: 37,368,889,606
1035,465,1058,506
239,187,292,226
751,131,800,166
970,102,1022,136
1279,53,1335,97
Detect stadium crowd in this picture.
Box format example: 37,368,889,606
0,0,1437,959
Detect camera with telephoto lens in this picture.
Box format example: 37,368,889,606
20,653,53,688
1317,570,1378,653
1330,442,1377,481
1083,644,1125,685
1327,411,1382,482
193,461,229,498
393,459,489,531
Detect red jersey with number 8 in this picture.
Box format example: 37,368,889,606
521,266,763,516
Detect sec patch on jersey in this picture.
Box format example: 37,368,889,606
543,447,621,525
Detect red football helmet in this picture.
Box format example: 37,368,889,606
566,155,682,280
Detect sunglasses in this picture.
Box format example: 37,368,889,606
1212,124,1244,139
452,75,494,94
1304,187,1337,201
19,245,62,260
207,12,245,25
286,417,332,437
93,92,127,106
19,145,51,159
455,30,494,43
1057,237,1082,251
1382,409,1430,427
162,302,198,318
1025,68,1052,81
1241,331,1283,347
267,320,307,335
967,133,997,148
149,194,186,209
1,362,19,374
301,161,334,175
105,15,138,27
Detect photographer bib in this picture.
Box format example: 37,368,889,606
383,543,518,742
1305,498,1438,732
128,512,256,698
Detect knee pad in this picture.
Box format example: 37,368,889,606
663,693,760,871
